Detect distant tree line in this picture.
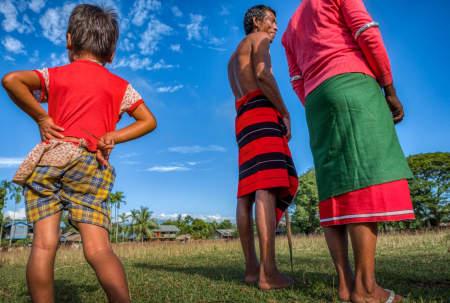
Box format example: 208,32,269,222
290,152,449,234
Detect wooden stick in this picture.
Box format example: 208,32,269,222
80,126,106,144
285,210,294,272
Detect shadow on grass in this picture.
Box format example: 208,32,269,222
134,262,339,302
54,279,98,302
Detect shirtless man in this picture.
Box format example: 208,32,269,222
228,5,297,290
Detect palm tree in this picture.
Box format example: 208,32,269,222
130,209,139,242
108,191,126,243
134,206,158,243
118,213,130,242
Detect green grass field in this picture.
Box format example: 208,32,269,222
0,231,449,302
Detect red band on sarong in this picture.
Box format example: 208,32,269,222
319,179,414,226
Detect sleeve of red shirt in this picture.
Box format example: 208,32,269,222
340,0,393,86
282,34,306,105
32,69,47,102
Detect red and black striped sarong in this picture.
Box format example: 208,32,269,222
235,89,298,226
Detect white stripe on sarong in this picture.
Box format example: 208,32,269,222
320,209,414,223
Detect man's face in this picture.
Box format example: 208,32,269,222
259,10,278,42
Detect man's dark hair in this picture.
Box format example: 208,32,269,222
67,4,119,63
243,5,275,35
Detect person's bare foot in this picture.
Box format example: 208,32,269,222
351,284,404,303
244,265,259,284
258,268,294,290
337,277,354,302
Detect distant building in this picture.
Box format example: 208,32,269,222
152,225,180,240
4,221,33,240
60,231,81,247
215,229,236,239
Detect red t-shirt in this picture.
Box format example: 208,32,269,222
34,60,144,151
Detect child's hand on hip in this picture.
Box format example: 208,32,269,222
37,116,64,141
96,132,116,167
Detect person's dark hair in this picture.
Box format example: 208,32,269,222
243,5,275,35
67,4,119,63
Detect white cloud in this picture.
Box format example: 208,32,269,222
29,50,39,63
171,6,182,17
0,1,34,33
185,14,204,41
40,3,75,45
29,0,46,13
146,166,190,172
48,52,69,67
183,13,225,47
168,145,226,154
138,17,172,55
170,44,181,52
157,85,183,93
118,152,141,159
0,157,24,167
129,0,161,26
113,55,177,71
219,6,230,16
2,36,26,54
3,55,15,61
154,213,234,223
4,208,26,220
119,38,135,52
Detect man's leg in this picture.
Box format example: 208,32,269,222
348,222,403,303
255,189,293,290
237,194,259,283
78,223,130,303
323,225,354,301
27,211,62,303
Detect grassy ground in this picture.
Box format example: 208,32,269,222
0,231,449,303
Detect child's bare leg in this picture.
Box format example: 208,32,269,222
236,195,259,283
78,222,130,303
323,225,354,301
27,211,62,303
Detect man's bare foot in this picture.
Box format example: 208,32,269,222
258,269,294,290
338,277,354,302
244,266,259,284
351,285,404,303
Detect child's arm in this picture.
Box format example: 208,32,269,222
2,71,64,140
96,103,157,166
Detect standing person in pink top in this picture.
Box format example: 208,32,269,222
282,0,414,302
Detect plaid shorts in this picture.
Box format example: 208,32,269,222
24,150,115,231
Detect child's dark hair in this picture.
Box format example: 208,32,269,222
243,5,276,35
67,4,119,63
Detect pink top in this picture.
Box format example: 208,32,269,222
282,0,393,105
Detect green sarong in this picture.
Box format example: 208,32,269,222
305,73,413,202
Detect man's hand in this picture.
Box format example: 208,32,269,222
37,116,64,141
282,115,292,142
96,132,116,167
384,84,404,124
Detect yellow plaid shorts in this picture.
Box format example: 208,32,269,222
24,151,115,231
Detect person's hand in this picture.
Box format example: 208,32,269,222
282,115,292,142
37,116,64,141
96,132,116,167
385,95,404,124
384,84,404,124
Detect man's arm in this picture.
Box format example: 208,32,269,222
2,71,64,140
252,33,292,140
96,103,157,166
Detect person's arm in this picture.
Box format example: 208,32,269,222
281,35,306,105
252,33,292,140
1,70,64,140
96,103,157,166
341,0,403,123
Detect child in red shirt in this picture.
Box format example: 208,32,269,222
2,4,156,302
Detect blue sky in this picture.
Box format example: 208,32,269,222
0,0,449,222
